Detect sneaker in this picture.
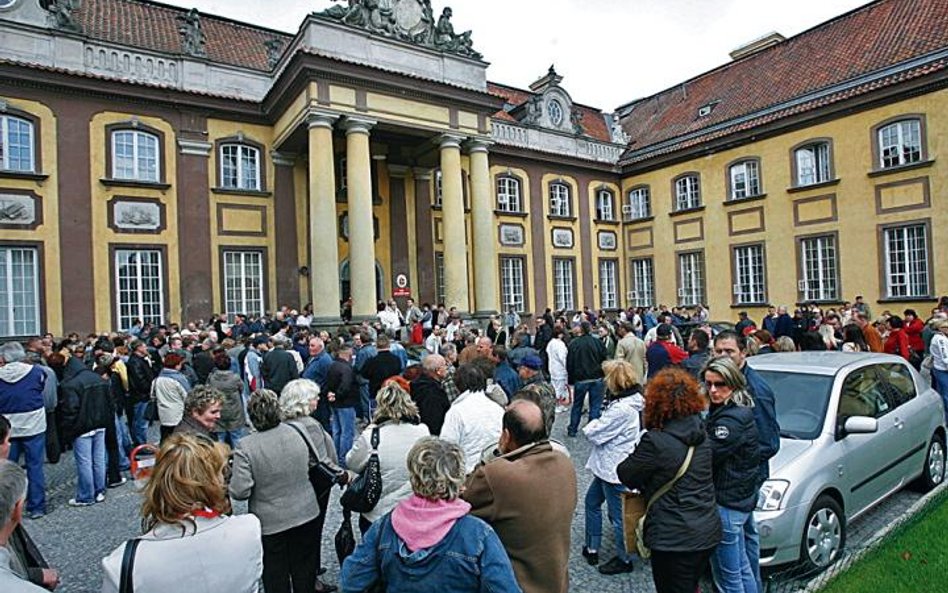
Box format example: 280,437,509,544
27,511,45,520
582,546,599,566
68,498,95,507
598,556,634,575
95,492,106,503
108,477,128,489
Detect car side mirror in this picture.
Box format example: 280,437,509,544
840,416,878,438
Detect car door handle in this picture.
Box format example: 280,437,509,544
893,417,905,429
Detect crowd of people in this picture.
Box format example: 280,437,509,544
1,293,947,593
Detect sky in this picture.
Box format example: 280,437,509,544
160,0,872,111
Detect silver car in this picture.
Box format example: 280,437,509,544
747,352,946,570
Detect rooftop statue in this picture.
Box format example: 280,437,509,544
265,38,285,69
47,0,81,33
177,8,207,58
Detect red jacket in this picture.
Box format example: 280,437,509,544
904,318,925,353
884,329,910,360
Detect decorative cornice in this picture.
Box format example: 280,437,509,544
341,115,377,135
388,164,410,178
177,139,212,157
412,167,434,180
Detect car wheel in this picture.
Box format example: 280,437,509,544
912,432,946,492
800,495,846,572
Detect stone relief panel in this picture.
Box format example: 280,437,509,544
109,197,165,234
0,191,40,229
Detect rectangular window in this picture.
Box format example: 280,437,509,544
800,235,838,301
675,175,701,211
733,244,766,304
433,170,443,207
338,156,347,192
549,183,571,217
0,246,40,336
630,258,654,308
553,258,575,311
599,259,618,309
496,177,522,212
678,252,705,306
112,130,159,182
729,160,760,200
435,252,446,305
0,115,35,172
115,249,164,331
220,144,260,190
500,257,525,312
879,120,922,169
626,187,650,220
223,250,264,322
883,224,929,298
597,190,615,221
795,142,831,186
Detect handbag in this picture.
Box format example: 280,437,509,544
622,445,695,559
118,538,142,593
340,425,383,513
335,510,357,564
143,381,159,422
286,422,341,499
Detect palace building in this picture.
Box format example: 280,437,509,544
0,0,946,335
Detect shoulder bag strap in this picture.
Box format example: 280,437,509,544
286,421,319,465
370,425,380,451
644,445,695,514
119,538,142,593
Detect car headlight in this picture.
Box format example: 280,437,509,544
757,480,790,511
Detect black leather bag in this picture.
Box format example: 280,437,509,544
287,422,341,498
335,510,356,564
340,425,383,513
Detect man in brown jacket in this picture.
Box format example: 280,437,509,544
462,400,577,593
855,311,884,352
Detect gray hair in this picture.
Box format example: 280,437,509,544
247,389,282,432
407,437,466,501
0,341,26,364
271,333,291,348
701,356,755,408
0,459,27,528
279,379,319,420
439,343,457,357
422,354,445,373
184,385,224,415
773,336,796,352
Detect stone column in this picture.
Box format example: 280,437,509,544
307,112,341,324
467,139,498,317
438,134,470,314
343,116,378,320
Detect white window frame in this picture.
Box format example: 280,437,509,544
799,235,838,302
223,250,265,322
0,246,40,336
675,175,701,211
496,176,523,213
626,186,650,220
599,259,618,309
733,244,766,305
878,119,922,169
220,143,261,191
338,156,348,192
596,189,615,221
549,182,571,217
630,258,655,308
500,256,525,312
435,252,446,305
553,258,575,311
0,115,35,173
794,142,831,186
114,248,164,331
433,169,443,207
112,129,159,182
678,252,705,306
728,160,760,200
883,223,929,298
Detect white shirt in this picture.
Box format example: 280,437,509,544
444,322,461,343
425,333,442,354
440,389,504,474
546,338,568,381
931,333,948,371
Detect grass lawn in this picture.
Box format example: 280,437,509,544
821,492,948,593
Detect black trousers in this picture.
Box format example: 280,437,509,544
650,547,715,593
262,516,320,593
104,413,122,485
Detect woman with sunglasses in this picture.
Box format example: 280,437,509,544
702,356,760,593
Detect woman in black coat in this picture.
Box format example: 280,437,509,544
617,368,721,593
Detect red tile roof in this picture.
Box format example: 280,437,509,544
487,82,613,142
74,0,291,72
618,0,948,164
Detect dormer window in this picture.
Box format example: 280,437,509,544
697,101,720,118
548,100,564,126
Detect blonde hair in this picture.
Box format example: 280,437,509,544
602,359,640,395
774,336,797,352
373,382,419,424
141,434,232,533
702,356,755,408
280,379,319,420
407,437,465,501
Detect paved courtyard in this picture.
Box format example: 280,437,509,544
25,411,924,593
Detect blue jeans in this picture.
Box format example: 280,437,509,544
7,432,45,514
115,415,132,471
585,476,632,563
568,379,604,435
357,380,371,420
332,407,357,467
711,506,759,593
933,368,948,425
218,428,246,448
744,511,762,593
73,430,107,503
131,401,150,445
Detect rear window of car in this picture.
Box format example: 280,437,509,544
757,371,834,440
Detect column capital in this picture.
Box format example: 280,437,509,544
341,116,377,136
271,151,297,167
306,111,339,130
412,167,434,181
435,133,466,150
388,164,410,178
465,138,493,154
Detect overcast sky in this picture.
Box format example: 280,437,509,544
161,0,871,110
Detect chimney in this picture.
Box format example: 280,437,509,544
729,32,786,61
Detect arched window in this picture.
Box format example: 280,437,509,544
596,189,615,221
794,142,832,186
496,176,522,213
112,129,159,182
625,186,650,220
220,143,261,190
727,159,761,200
877,119,922,169
0,114,35,172
674,174,701,210
549,182,571,217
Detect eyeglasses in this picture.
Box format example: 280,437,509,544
705,380,729,389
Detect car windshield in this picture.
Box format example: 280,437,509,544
756,370,834,440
